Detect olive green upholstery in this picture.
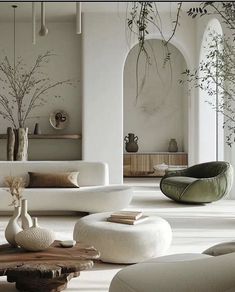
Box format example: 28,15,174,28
160,161,233,203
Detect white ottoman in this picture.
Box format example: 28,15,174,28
73,212,172,264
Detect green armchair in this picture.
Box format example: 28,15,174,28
160,161,233,203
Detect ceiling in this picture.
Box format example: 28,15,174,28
0,2,199,22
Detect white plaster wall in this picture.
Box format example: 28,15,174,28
0,22,81,160
124,40,187,152
82,11,196,183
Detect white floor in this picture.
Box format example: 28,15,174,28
0,178,235,291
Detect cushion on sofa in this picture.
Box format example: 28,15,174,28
28,172,79,188
203,241,235,256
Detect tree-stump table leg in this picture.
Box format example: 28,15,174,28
7,272,80,292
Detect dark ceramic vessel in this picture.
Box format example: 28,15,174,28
124,133,139,152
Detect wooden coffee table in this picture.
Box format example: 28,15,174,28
0,240,100,292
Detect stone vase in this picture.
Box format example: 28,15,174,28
21,199,32,230
7,127,28,161
5,206,22,247
124,133,139,153
15,217,55,251
168,138,178,152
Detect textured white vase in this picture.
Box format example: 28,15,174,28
15,217,55,251
5,206,22,247
21,199,32,229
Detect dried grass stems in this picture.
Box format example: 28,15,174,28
4,176,26,207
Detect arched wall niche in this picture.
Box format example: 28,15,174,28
198,18,223,163
82,12,197,183
123,38,190,156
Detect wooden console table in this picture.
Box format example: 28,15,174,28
124,152,188,177
0,240,99,292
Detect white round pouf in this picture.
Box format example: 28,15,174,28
73,212,172,264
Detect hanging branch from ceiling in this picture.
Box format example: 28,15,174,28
187,2,235,38
126,2,182,100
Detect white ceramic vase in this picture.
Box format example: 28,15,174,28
15,217,55,251
21,199,32,229
5,206,22,247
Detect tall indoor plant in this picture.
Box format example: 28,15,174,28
181,33,235,146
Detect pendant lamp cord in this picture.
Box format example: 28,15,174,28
12,5,17,74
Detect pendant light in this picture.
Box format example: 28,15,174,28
12,5,17,72
32,2,36,44
39,2,48,36
76,2,81,34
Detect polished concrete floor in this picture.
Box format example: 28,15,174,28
0,178,235,291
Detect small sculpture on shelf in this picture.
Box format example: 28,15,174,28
33,123,41,135
124,133,139,153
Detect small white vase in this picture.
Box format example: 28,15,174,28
15,217,55,251
5,206,22,247
21,199,32,229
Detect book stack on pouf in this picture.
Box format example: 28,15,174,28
107,211,148,225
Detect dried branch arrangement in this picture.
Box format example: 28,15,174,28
4,176,26,207
0,51,72,128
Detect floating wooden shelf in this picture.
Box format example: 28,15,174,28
0,134,81,140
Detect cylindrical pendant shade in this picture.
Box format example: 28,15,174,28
39,2,48,36
76,2,81,34
32,2,36,44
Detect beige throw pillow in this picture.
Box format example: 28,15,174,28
28,172,79,188
203,241,235,256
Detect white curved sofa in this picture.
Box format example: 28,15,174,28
0,161,133,213
109,252,235,292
